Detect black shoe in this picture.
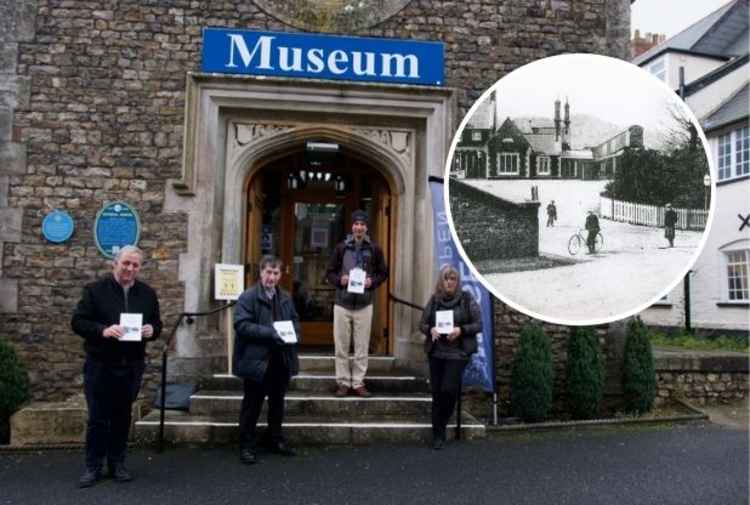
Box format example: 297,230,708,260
432,438,445,450
78,468,101,488
240,448,257,465
267,440,296,457
109,463,133,482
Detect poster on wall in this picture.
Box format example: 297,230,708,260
215,263,245,301
94,202,141,258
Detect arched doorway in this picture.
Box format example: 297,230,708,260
244,142,393,353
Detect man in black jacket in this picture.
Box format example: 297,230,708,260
664,203,678,248
71,245,162,488
585,210,600,254
325,210,388,398
233,255,300,465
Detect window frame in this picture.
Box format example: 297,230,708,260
723,248,749,302
718,132,732,180
537,155,551,175
496,152,520,176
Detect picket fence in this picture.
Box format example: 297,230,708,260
600,196,707,230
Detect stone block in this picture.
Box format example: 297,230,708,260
0,207,22,242
0,174,8,206
0,142,26,174
10,396,142,446
0,42,17,74
16,0,38,43
0,106,12,142
0,277,17,312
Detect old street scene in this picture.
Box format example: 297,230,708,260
0,1,747,505
449,55,710,324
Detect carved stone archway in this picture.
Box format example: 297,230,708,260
164,73,455,380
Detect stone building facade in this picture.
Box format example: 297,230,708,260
0,0,632,403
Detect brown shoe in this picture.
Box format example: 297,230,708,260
352,386,372,398
334,385,350,397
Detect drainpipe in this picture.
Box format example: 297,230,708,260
684,270,692,333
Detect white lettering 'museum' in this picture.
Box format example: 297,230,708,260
225,34,421,79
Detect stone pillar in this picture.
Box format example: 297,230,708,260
0,0,34,313
606,0,632,61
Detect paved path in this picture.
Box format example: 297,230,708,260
1,423,747,505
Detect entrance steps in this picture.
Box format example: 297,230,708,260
135,354,485,446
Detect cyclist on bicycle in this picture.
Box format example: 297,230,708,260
585,210,600,254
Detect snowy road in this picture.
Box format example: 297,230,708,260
457,179,707,324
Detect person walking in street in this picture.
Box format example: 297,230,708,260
585,210,600,254
233,255,300,465
546,200,557,227
71,245,162,488
420,264,481,450
326,209,388,398
664,203,678,248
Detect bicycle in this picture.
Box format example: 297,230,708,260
568,229,604,255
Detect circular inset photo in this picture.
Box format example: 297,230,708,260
445,54,715,326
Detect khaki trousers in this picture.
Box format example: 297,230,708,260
333,304,373,389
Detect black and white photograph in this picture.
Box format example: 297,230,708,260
447,54,715,325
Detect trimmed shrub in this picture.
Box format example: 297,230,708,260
511,323,554,422
622,317,656,414
0,338,31,444
566,327,605,419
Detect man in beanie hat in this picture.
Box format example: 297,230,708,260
326,209,388,397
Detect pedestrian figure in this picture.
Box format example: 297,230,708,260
585,210,600,254
664,203,678,248
71,245,162,488
326,210,388,398
546,200,557,227
234,255,300,465
419,264,481,450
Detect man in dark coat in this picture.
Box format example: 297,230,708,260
233,255,300,465
325,210,388,398
546,200,557,227
585,210,600,254
71,245,162,488
664,203,678,248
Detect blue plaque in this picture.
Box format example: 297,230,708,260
42,209,75,243
201,28,444,86
94,202,141,258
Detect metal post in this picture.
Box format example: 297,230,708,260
492,392,498,426
226,301,234,375
158,350,167,453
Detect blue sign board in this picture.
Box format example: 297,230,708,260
94,202,141,258
201,28,444,86
42,209,75,243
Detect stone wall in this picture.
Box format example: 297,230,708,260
654,350,749,406
450,178,539,261
0,0,630,402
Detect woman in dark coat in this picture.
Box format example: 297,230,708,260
420,264,482,449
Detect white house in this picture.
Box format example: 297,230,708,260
637,0,749,334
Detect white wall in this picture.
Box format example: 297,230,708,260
665,53,725,90
685,61,750,118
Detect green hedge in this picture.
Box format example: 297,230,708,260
511,323,554,422
0,338,30,444
566,327,605,419
622,317,656,414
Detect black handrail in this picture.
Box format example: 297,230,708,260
157,301,237,453
388,292,424,312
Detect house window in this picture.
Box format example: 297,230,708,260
718,133,732,180
497,152,519,175
649,58,666,81
537,156,550,175
472,131,482,142
736,126,749,177
725,249,749,301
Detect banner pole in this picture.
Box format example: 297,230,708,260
492,392,498,426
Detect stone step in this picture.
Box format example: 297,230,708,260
190,391,432,417
134,411,485,446
299,355,397,373
201,372,429,394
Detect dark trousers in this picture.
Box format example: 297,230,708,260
83,358,144,471
428,356,467,441
239,351,290,450
586,230,598,252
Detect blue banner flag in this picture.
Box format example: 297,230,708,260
201,28,444,86
428,177,495,392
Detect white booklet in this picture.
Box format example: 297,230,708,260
347,267,366,294
435,310,454,335
273,320,298,344
119,313,143,342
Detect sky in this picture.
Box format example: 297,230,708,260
472,54,690,134
631,0,735,38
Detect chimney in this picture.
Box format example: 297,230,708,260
554,98,561,141
564,98,570,135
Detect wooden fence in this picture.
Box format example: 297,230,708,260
600,196,707,230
